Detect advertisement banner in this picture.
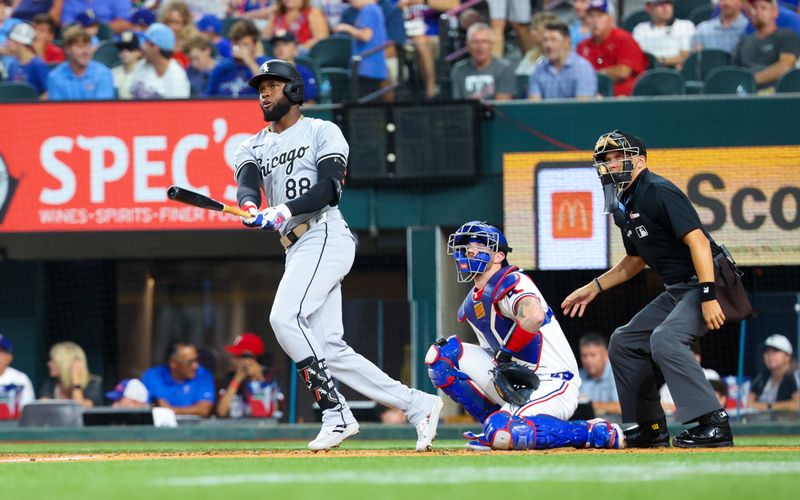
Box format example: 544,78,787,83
0,100,265,233
504,147,800,269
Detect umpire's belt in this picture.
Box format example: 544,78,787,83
280,211,339,250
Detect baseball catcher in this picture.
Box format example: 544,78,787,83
426,221,624,450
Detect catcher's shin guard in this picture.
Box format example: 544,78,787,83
297,356,340,411
483,412,621,450
425,336,500,423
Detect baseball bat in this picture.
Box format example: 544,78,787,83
166,186,252,218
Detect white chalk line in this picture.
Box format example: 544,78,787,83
154,462,800,486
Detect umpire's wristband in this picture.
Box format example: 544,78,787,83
698,282,716,302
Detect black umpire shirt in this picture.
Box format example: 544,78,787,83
613,169,720,285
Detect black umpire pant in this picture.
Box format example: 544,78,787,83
608,281,721,425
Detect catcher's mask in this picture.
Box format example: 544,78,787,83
593,130,646,192
447,221,512,283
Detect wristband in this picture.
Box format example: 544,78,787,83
72,384,83,390
698,282,716,301
593,277,604,293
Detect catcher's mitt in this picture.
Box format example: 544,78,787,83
492,363,540,406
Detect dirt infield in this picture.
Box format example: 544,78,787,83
2,446,798,463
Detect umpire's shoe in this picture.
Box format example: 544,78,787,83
623,420,670,448
308,421,360,451
672,410,733,448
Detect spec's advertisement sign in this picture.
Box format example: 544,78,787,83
504,147,800,269
0,100,265,232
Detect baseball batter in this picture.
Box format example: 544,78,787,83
426,221,624,450
234,59,443,452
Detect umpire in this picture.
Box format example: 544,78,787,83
561,130,733,448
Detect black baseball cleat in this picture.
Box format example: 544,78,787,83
623,421,670,448
672,410,733,448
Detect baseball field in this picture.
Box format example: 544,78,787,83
2,437,799,500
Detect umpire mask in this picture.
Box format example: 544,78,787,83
593,130,646,195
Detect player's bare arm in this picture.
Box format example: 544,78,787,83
515,296,545,333
561,255,645,318
682,229,725,330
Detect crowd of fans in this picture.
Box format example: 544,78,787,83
0,333,285,421
0,0,798,102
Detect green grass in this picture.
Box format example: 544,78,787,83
1,438,799,500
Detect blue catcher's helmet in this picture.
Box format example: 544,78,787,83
447,221,512,282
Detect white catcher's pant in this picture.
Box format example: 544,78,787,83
270,217,432,426
458,343,580,420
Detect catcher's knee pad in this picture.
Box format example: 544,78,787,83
484,412,604,450
425,336,499,423
586,418,624,449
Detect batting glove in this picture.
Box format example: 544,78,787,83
240,201,261,228
251,204,292,232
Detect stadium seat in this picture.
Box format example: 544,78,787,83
93,40,121,68
296,54,321,89
622,10,651,33
221,17,240,38
320,67,352,103
703,66,756,94
680,49,731,82
675,0,711,20
596,72,614,97
0,81,38,101
775,68,800,93
310,35,352,69
644,52,659,69
632,68,685,96
261,39,273,58
688,4,714,25
516,73,529,99
97,22,114,41
20,400,84,427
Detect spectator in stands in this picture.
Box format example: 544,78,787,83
75,9,102,47
112,30,141,99
197,13,232,58
577,333,620,414
0,334,34,420
568,0,592,49
710,379,728,408
159,0,198,68
451,22,515,100
206,19,267,97
234,0,278,31
660,340,720,413
0,7,22,52
398,0,457,99
61,0,133,33
577,0,646,96
46,25,116,100
483,0,532,57
734,0,799,90
183,0,228,19
271,31,318,102
130,7,157,37
515,11,560,76
632,0,695,68
334,0,387,98
694,0,748,53
141,341,215,417
528,22,597,100
12,0,62,25
340,0,405,93
264,0,330,52
184,34,217,96
217,333,285,418
743,1,800,39
748,334,800,412
4,22,50,96
129,22,191,98
31,13,64,63
312,0,347,28
40,341,103,407
106,378,151,408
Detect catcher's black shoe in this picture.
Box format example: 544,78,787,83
673,410,733,448
623,420,670,448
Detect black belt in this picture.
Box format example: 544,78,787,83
279,222,310,249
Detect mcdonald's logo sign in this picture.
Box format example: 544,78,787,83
552,191,593,238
